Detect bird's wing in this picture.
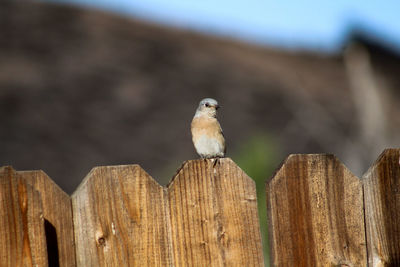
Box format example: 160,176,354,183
217,121,226,154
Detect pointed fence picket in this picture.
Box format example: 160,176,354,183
72,164,169,266
266,154,366,266
363,149,400,266
19,169,75,267
0,167,48,266
1,150,400,266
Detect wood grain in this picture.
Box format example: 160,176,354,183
19,170,75,267
0,166,48,266
72,165,170,266
266,154,366,266
2,159,265,266
167,158,264,266
363,148,400,266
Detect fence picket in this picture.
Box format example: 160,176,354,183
167,158,264,266
71,165,170,266
19,170,76,267
363,148,400,266
0,167,48,266
266,154,366,266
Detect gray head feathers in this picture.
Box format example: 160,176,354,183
197,98,219,109
195,98,220,118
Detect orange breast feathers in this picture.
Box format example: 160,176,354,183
191,116,225,144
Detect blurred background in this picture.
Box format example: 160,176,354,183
1,0,399,265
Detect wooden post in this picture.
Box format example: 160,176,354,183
0,166,48,266
363,148,400,266
266,154,366,266
19,170,76,267
167,158,264,266
72,165,170,266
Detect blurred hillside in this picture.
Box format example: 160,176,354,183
1,1,400,193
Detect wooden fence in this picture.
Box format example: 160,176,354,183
1,149,399,266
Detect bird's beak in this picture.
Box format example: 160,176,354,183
215,104,220,110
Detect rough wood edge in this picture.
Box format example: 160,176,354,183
71,164,163,197
18,169,70,199
167,157,256,188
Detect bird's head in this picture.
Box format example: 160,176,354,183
195,98,220,118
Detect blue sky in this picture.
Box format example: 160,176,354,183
51,0,400,53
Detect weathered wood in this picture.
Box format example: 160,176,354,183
363,148,400,266
167,158,264,266
266,154,366,266
72,165,170,266
0,166,48,266
19,170,75,267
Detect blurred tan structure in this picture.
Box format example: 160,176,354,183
1,1,400,193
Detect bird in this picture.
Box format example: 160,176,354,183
191,98,226,159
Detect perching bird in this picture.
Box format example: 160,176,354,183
191,98,226,158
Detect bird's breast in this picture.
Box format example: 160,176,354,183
191,116,222,141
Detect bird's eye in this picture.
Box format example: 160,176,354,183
205,103,210,107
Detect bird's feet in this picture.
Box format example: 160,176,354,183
212,157,222,167
201,157,222,167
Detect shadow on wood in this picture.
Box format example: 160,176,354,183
44,219,60,267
